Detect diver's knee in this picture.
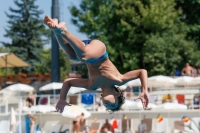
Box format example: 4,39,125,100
140,69,147,74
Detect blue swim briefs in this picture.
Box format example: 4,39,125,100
79,40,108,64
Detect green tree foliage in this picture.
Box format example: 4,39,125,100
175,0,200,50
1,0,50,73
35,48,51,74
35,48,71,81
70,0,200,75
0,46,15,76
59,50,71,81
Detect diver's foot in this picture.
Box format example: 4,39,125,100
43,15,67,36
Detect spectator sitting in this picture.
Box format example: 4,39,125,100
181,62,194,77
193,94,200,109
72,113,85,133
125,86,133,100
26,97,33,108
83,126,91,133
100,119,114,133
26,114,39,133
162,94,173,103
137,119,147,133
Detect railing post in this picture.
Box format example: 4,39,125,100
18,97,22,133
48,95,50,105
34,96,36,106
93,94,95,112
5,99,8,114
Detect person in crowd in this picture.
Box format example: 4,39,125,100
83,126,91,133
100,119,114,133
125,86,134,100
181,62,194,77
72,113,85,133
137,119,147,133
197,64,200,77
25,114,38,133
94,101,101,111
26,97,33,108
43,15,149,113
122,115,131,133
162,94,173,103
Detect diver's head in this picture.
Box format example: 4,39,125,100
102,85,125,113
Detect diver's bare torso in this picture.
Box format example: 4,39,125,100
86,57,123,90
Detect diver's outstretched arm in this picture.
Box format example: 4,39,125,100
121,69,149,109
56,78,89,113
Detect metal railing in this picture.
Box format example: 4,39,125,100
0,91,200,114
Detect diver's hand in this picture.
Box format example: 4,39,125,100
134,91,149,109
56,99,71,113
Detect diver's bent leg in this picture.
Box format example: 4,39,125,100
54,33,79,61
59,28,88,61
44,16,87,61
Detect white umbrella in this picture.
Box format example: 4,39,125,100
119,85,128,90
62,105,91,119
68,87,87,95
148,75,177,87
39,83,86,94
39,82,63,91
175,76,194,86
134,100,157,109
29,105,56,113
3,83,34,92
121,100,157,110
191,77,200,86
22,105,56,113
152,102,187,110
125,78,141,87
121,100,137,109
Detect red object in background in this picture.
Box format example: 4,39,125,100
176,94,185,104
112,119,118,129
40,97,48,105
